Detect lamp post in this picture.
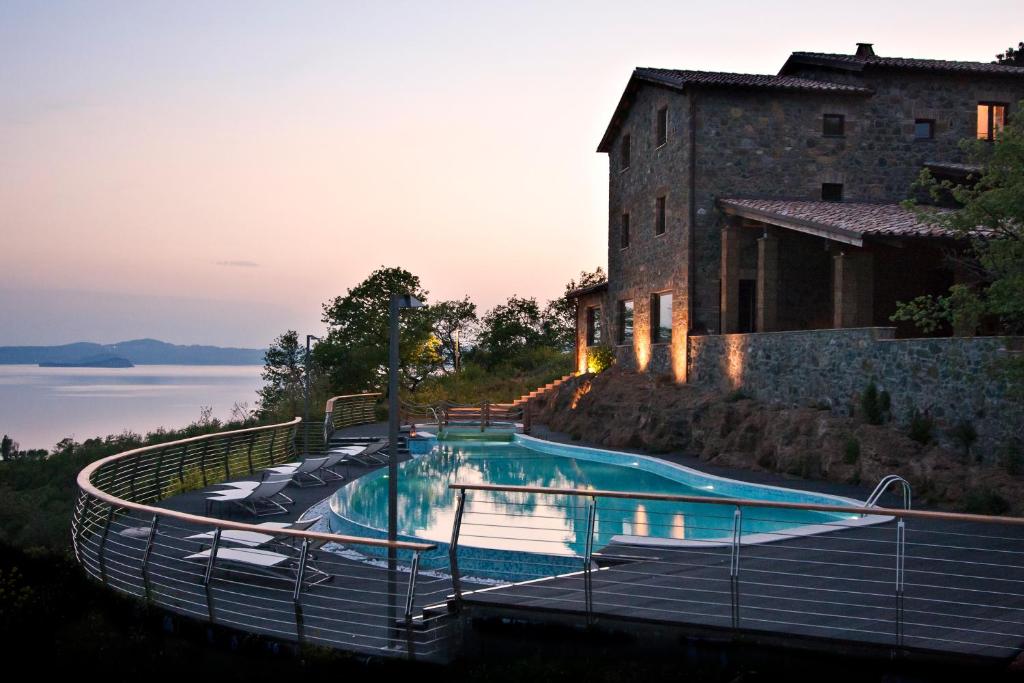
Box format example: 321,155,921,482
387,294,423,629
303,334,320,454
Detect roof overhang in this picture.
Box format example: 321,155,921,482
566,281,609,300
719,200,864,247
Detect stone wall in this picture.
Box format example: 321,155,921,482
686,327,1023,458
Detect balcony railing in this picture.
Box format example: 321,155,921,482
72,415,449,660
323,392,381,442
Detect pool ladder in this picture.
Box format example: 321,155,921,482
865,474,912,510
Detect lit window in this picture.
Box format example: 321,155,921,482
651,292,672,344
656,107,668,147
914,119,935,140
621,213,630,249
586,307,601,346
655,196,666,235
823,114,845,137
977,103,1007,141
620,134,631,170
821,183,843,202
617,300,634,345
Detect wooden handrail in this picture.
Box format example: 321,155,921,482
77,418,436,552
325,392,382,414
448,482,1024,526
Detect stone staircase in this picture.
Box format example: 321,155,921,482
510,373,575,407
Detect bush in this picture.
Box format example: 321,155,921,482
1002,442,1023,475
585,345,616,374
860,381,890,425
843,437,861,464
963,489,1010,516
947,420,979,459
725,389,752,403
908,408,934,445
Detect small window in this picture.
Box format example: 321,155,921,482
617,300,634,345
656,106,668,147
620,213,630,249
821,183,843,202
586,307,601,346
620,134,631,170
655,196,666,235
977,103,1007,141
651,292,672,344
914,119,935,140
823,114,845,137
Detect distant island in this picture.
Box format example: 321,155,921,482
1,338,265,366
39,354,134,368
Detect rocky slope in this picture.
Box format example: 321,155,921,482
531,369,1023,514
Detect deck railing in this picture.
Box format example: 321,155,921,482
400,400,522,432
447,483,1024,660
323,392,380,442
72,418,448,660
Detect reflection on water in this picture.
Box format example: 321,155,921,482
330,442,847,557
0,364,264,449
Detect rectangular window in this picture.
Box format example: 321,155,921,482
617,300,634,345
586,307,601,346
650,292,672,344
823,114,845,137
655,196,666,235
914,119,935,140
620,213,630,248
656,106,668,146
821,183,843,202
977,103,1007,140
620,134,631,170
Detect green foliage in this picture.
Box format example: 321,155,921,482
724,389,752,402
474,295,545,366
541,267,607,352
427,296,478,373
586,345,616,374
843,437,861,464
316,266,438,393
257,330,306,419
908,408,935,445
963,489,1010,515
948,420,979,459
859,381,890,425
410,352,571,406
1001,441,1023,475
995,41,1024,66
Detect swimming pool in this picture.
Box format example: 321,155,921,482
323,434,881,582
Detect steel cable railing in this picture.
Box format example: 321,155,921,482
446,483,1024,660
72,414,450,661
323,393,380,442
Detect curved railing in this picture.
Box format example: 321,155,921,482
72,418,449,660
399,399,523,433
323,392,381,442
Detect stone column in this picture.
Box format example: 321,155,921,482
756,231,779,332
833,252,874,328
720,223,742,334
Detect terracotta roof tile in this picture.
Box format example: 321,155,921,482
784,52,1024,77
635,67,872,94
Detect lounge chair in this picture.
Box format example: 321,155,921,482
185,516,322,549
329,441,389,466
185,546,331,587
290,456,333,487
206,477,294,516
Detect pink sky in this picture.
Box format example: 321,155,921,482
2,1,1020,347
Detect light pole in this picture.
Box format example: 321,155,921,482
303,334,320,454
387,294,423,630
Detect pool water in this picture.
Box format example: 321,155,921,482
327,436,864,580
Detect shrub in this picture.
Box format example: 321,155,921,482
843,437,861,464
725,389,752,402
947,420,979,459
1002,442,1024,475
586,345,616,374
860,381,889,425
963,489,1010,516
908,408,934,445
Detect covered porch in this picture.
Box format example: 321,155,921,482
718,198,962,337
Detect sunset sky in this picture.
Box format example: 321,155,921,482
2,1,1020,348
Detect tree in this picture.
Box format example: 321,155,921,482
256,330,305,418
541,267,607,351
315,266,439,393
428,296,477,373
476,296,545,366
1,434,14,461
995,42,1024,66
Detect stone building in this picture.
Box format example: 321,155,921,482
571,44,1024,381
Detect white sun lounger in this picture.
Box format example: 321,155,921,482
185,517,323,549
185,546,330,586
206,477,294,516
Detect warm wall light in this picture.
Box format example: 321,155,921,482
672,329,687,383
578,348,588,375
725,337,744,389
635,321,651,372
633,504,650,537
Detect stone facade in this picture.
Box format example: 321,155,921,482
578,48,1024,381
687,327,1024,458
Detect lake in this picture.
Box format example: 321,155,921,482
0,365,265,450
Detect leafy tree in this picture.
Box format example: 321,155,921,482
476,296,545,366
428,296,478,373
541,267,607,351
995,42,1024,66
895,100,1024,339
256,330,305,418
1,434,12,461
315,266,438,393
